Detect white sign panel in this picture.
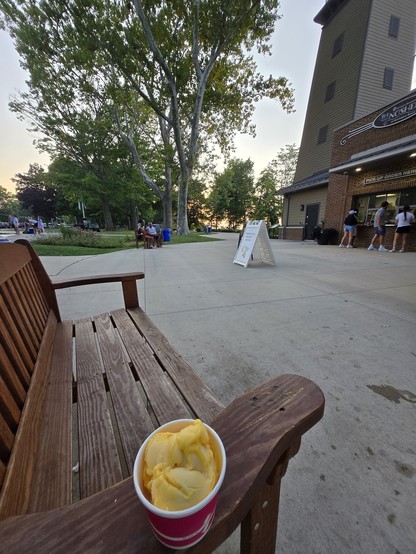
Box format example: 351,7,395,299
233,220,276,268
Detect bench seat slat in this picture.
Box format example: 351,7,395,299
74,319,123,498
112,310,193,424
127,308,225,423
94,313,154,472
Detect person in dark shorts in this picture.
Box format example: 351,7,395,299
368,201,389,252
389,205,415,252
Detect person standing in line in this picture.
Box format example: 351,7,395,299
12,215,20,234
339,209,358,248
368,201,389,252
389,205,415,252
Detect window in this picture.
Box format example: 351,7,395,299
383,68,394,89
332,33,344,58
354,190,416,224
318,125,328,144
325,81,336,102
389,15,400,38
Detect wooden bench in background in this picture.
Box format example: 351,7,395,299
0,240,325,553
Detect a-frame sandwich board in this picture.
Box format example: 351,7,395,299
233,220,276,268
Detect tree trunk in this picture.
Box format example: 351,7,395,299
162,188,173,230
176,176,189,234
101,198,114,230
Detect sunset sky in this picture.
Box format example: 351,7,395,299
1,0,414,193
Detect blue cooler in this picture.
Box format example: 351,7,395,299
162,228,171,242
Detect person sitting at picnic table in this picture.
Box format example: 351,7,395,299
135,220,146,248
146,221,158,247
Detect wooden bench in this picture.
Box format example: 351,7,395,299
0,239,325,553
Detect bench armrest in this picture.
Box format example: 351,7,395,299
0,374,324,553
52,273,145,309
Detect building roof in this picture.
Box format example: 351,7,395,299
277,170,329,195
314,0,350,26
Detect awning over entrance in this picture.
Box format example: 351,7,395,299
330,134,416,175
277,170,329,195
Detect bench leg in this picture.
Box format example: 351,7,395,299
240,439,301,554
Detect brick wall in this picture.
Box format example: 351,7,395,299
326,90,416,250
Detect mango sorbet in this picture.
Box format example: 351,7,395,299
142,419,218,511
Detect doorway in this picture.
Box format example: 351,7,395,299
304,204,320,239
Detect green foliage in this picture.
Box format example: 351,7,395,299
208,158,255,229
13,163,58,220
251,144,299,224
36,227,127,249
0,0,294,235
0,186,20,217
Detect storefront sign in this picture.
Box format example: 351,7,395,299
341,93,416,144
364,168,416,185
373,94,416,128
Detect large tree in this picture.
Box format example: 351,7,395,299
1,0,294,234
13,163,58,221
208,158,255,229
0,186,20,219
251,143,299,224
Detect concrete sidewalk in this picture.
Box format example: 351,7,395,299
39,234,416,554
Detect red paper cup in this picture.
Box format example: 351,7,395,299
133,419,226,550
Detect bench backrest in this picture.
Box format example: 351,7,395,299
0,242,58,489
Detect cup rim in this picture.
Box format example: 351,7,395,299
133,418,226,518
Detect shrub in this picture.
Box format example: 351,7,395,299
36,227,127,249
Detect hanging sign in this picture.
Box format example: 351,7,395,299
233,220,276,268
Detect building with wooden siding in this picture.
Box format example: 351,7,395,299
327,89,416,250
279,0,416,242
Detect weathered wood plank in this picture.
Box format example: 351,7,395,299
74,318,123,498
15,239,61,321
0,412,15,464
0,312,57,521
94,313,154,472
0,373,23,432
28,321,74,513
0,375,325,553
0,343,26,408
0,293,34,377
0,321,30,391
112,310,193,424
15,267,46,334
127,307,224,423
1,282,38,362
4,276,43,346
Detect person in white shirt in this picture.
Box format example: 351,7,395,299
389,205,415,252
12,215,20,234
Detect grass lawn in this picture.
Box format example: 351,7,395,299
32,231,222,256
